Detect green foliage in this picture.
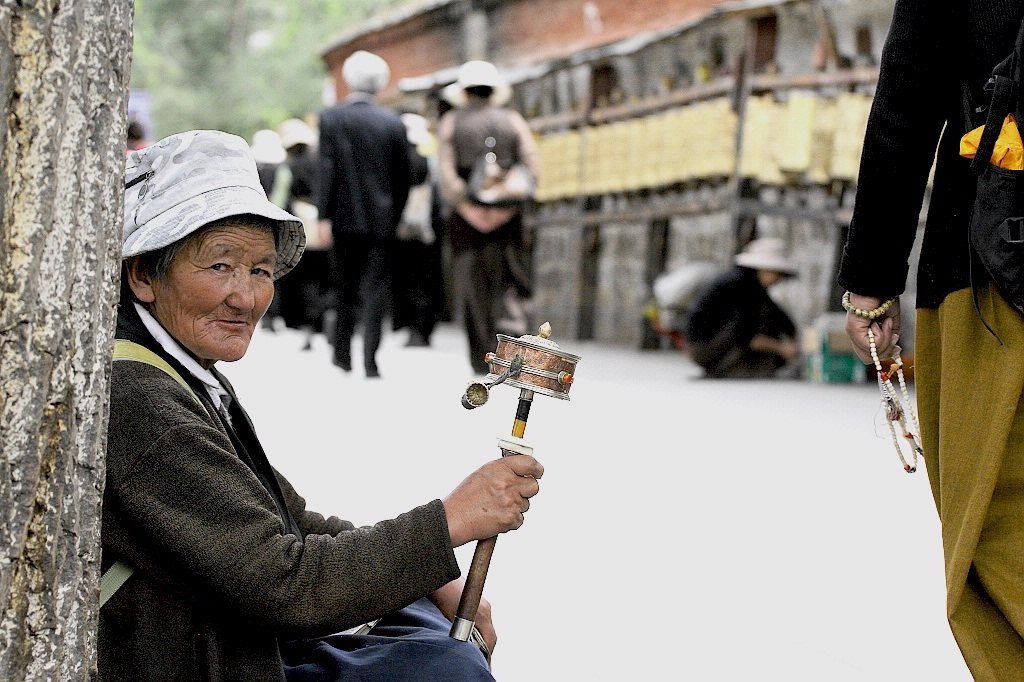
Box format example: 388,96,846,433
131,0,409,142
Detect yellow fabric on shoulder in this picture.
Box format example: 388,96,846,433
112,339,203,407
960,113,1024,169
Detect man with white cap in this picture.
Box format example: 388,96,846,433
317,50,413,378
684,237,801,378
102,129,540,680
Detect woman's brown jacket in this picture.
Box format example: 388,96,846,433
98,308,460,681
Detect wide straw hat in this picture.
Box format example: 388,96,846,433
123,129,305,280
734,237,798,277
445,60,512,107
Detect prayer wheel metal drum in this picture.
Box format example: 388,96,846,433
483,332,580,400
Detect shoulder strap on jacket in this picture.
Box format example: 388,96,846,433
99,559,134,607
112,339,205,409
101,340,208,607
970,14,1024,174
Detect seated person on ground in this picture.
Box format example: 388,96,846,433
684,237,800,378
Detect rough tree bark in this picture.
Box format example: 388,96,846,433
0,1,134,679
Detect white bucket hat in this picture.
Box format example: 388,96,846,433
734,237,798,277
278,118,317,150
123,129,305,280
250,129,286,165
446,60,512,107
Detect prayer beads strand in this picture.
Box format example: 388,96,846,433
868,328,923,473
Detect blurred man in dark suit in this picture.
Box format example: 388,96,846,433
317,50,412,378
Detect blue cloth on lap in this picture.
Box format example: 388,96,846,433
282,597,494,681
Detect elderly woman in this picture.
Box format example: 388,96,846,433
101,130,543,681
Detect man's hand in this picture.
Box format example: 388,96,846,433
844,293,901,364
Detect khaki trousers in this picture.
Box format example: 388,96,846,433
916,284,1024,680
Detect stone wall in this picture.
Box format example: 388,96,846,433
530,219,587,340
530,181,853,348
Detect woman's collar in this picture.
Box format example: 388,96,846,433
132,302,229,409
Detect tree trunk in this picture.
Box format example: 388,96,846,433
0,1,133,679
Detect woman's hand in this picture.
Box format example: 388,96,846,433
430,578,497,654
455,200,516,233
443,454,544,547
750,334,800,361
844,293,901,364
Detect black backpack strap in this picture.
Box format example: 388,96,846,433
1013,15,1024,130
971,16,1024,174
971,60,1017,175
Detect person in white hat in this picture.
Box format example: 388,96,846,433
392,111,446,348
317,50,413,378
269,117,336,352
684,237,801,378
250,128,287,195
436,60,541,374
103,129,539,680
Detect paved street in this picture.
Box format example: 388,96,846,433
227,321,970,681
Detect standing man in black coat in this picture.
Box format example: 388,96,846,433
318,50,412,378
839,3,1024,676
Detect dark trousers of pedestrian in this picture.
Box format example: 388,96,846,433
331,233,393,377
448,210,530,375
392,237,445,346
277,249,337,339
453,240,515,375
695,345,786,378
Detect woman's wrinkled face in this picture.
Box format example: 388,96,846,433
130,224,277,368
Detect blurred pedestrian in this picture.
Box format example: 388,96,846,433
126,119,148,154
838,2,1024,676
250,128,286,197
251,128,288,331
317,51,412,378
437,60,540,374
274,117,336,351
684,237,800,379
392,111,446,348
